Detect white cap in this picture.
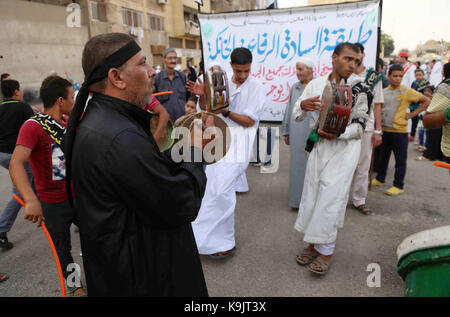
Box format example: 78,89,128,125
297,58,314,69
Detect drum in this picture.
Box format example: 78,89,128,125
318,81,353,134
173,112,231,165
204,68,230,112
149,112,174,151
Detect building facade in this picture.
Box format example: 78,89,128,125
0,0,211,102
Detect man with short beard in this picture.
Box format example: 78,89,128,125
60,33,215,296
292,43,369,275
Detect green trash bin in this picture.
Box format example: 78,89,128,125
396,225,450,297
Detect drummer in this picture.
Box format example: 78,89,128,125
292,42,370,275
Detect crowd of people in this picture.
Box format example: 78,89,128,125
0,32,448,295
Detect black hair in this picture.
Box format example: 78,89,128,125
230,47,252,65
377,58,384,70
416,61,421,67
354,43,365,54
82,33,134,92
423,85,434,94
444,62,450,80
388,64,404,75
414,68,424,74
333,42,360,56
1,73,10,81
1,79,20,99
40,76,72,109
187,95,198,104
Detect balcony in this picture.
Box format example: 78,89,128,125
185,19,200,36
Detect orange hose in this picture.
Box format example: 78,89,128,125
434,161,450,170
152,91,173,97
12,194,67,297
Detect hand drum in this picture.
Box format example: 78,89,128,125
318,82,353,134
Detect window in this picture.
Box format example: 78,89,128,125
122,8,143,27
169,37,183,49
185,39,197,50
91,1,99,20
90,1,107,22
148,14,164,31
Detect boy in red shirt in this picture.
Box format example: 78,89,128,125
9,76,86,296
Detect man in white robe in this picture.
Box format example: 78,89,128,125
292,43,368,274
191,48,265,257
430,57,443,87
399,51,415,88
348,43,384,215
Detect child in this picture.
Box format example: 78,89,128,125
409,69,430,142
372,64,430,196
9,76,86,296
416,85,434,154
145,96,170,143
173,96,198,127
185,96,198,115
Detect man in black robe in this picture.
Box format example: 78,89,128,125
64,33,213,296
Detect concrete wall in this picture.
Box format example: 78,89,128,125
0,0,89,103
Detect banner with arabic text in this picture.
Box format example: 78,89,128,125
198,0,380,121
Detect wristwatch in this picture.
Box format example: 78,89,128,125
223,110,231,117
373,130,383,135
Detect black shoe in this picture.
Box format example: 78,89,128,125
0,235,13,250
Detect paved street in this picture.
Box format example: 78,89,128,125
0,126,449,297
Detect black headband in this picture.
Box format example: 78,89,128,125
64,40,142,207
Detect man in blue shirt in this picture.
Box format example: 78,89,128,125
154,48,188,122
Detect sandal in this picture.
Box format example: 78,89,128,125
415,156,429,161
353,204,372,215
67,286,87,297
0,273,9,283
209,247,236,259
296,248,320,265
308,256,332,275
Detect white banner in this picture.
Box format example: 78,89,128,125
199,0,380,121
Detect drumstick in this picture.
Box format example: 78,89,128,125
434,161,450,169
152,91,173,97
12,194,67,297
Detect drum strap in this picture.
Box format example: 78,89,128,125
29,113,66,150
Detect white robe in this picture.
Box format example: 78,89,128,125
401,62,416,88
292,75,368,245
430,61,443,87
192,75,265,254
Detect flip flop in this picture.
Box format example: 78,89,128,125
0,273,9,283
308,256,332,275
296,248,320,265
208,247,236,259
415,156,429,161
353,204,373,215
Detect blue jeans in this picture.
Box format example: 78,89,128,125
374,132,408,189
0,152,34,235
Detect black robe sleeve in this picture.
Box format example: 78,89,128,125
104,128,206,228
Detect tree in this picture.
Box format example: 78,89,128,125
381,31,395,57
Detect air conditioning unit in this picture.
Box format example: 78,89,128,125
158,0,168,4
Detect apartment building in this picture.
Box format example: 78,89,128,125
0,0,211,98
87,0,211,68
